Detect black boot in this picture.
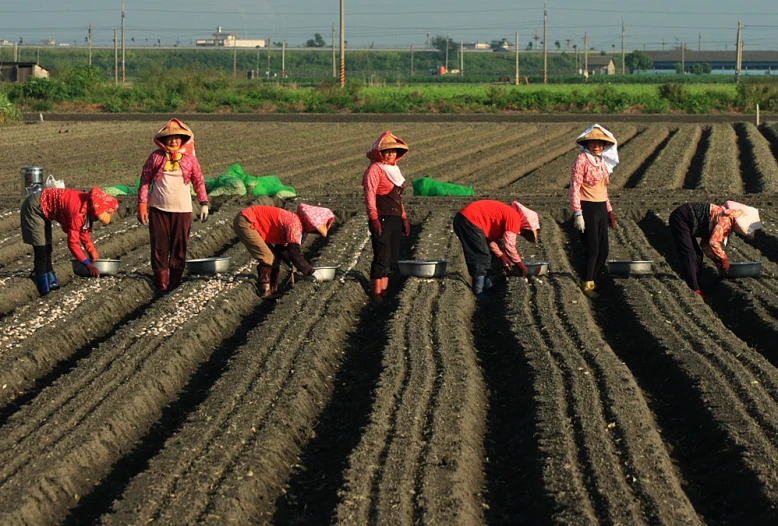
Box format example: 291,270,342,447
34,273,51,296
46,271,61,291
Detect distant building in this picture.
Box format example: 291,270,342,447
462,42,494,51
643,50,778,75
0,62,50,83
196,27,266,48
583,56,615,76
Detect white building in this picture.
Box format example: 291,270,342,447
196,27,266,48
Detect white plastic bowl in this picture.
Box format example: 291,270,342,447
398,260,448,278
312,266,337,281
186,257,231,275
607,260,653,275
72,259,121,277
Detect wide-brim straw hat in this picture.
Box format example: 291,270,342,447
154,121,193,140
379,138,409,151
575,127,616,146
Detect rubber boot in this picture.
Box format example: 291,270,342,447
46,271,61,291
257,264,273,298
34,273,51,296
380,276,390,297
582,280,597,297
270,267,281,294
154,270,169,292
484,275,495,292
370,278,384,303
168,268,185,292
472,276,487,299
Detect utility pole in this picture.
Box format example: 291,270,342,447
339,0,345,87
114,30,118,84
267,36,271,79
460,39,464,76
121,1,125,82
445,34,449,71
621,20,625,74
698,32,701,51
426,31,430,49
543,1,548,84
584,32,589,78
735,21,742,83
515,30,520,85
256,45,260,79
681,42,685,73
233,43,237,78
410,45,414,75
332,23,336,77
88,23,93,66
282,41,286,78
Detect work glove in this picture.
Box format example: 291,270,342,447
608,211,617,229
498,254,513,271
574,214,585,233
695,289,705,299
199,203,209,223
719,258,731,273
85,263,100,278
369,217,382,237
514,260,529,277
137,202,149,225
402,217,411,236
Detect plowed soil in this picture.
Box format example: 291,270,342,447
1,116,778,525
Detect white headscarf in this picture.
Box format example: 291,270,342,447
575,124,619,174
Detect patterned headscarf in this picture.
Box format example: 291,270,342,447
297,203,336,236
153,118,196,171
511,201,541,241
87,187,120,218
575,124,619,174
724,201,763,235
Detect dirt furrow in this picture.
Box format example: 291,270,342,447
735,123,778,193
701,124,742,193
636,125,703,189
608,125,671,189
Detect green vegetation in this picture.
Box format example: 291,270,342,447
0,47,774,115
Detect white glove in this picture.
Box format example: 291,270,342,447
199,204,209,222
574,214,585,233
303,273,319,283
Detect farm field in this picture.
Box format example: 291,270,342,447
1,118,778,525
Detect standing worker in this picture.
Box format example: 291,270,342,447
669,201,762,297
21,186,120,295
233,203,335,298
570,124,619,297
137,119,210,293
453,200,540,298
363,131,411,303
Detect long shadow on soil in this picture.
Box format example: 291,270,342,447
639,213,778,365
590,281,778,525
273,223,420,524
624,128,677,188
683,125,711,189
475,286,550,525
272,300,390,525
62,299,277,526
0,288,154,428
757,123,778,161
734,123,765,194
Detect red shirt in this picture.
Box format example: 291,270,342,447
460,200,523,263
39,188,95,262
241,206,303,246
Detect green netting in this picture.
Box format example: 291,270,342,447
102,185,130,196
411,177,474,197
209,175,247,196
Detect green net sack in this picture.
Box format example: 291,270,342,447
251,175,297,198
411,177,474,197
209,175,247,196
101,185,130,196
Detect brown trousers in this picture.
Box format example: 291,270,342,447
149,207,191,272
233,212,277,267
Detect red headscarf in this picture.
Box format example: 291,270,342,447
87,187,119,218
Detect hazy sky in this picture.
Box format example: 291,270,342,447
1,0,777,51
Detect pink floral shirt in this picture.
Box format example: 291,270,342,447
569,152,612,214
701,204,734,264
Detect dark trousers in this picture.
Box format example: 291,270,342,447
670,204,704,290
370,215,402,279
149,207,192,272
453,212,491,278
581,201,609,281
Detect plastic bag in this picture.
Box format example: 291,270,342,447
45,174,66,189
411,176,473,197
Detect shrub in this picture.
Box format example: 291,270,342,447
0,92,22,124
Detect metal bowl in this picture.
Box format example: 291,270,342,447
312,266,337,282
185,257,231,275
398,260,448,278
72,258,121,277
523,259,550,276
723,261,762,278
607,260,653,275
